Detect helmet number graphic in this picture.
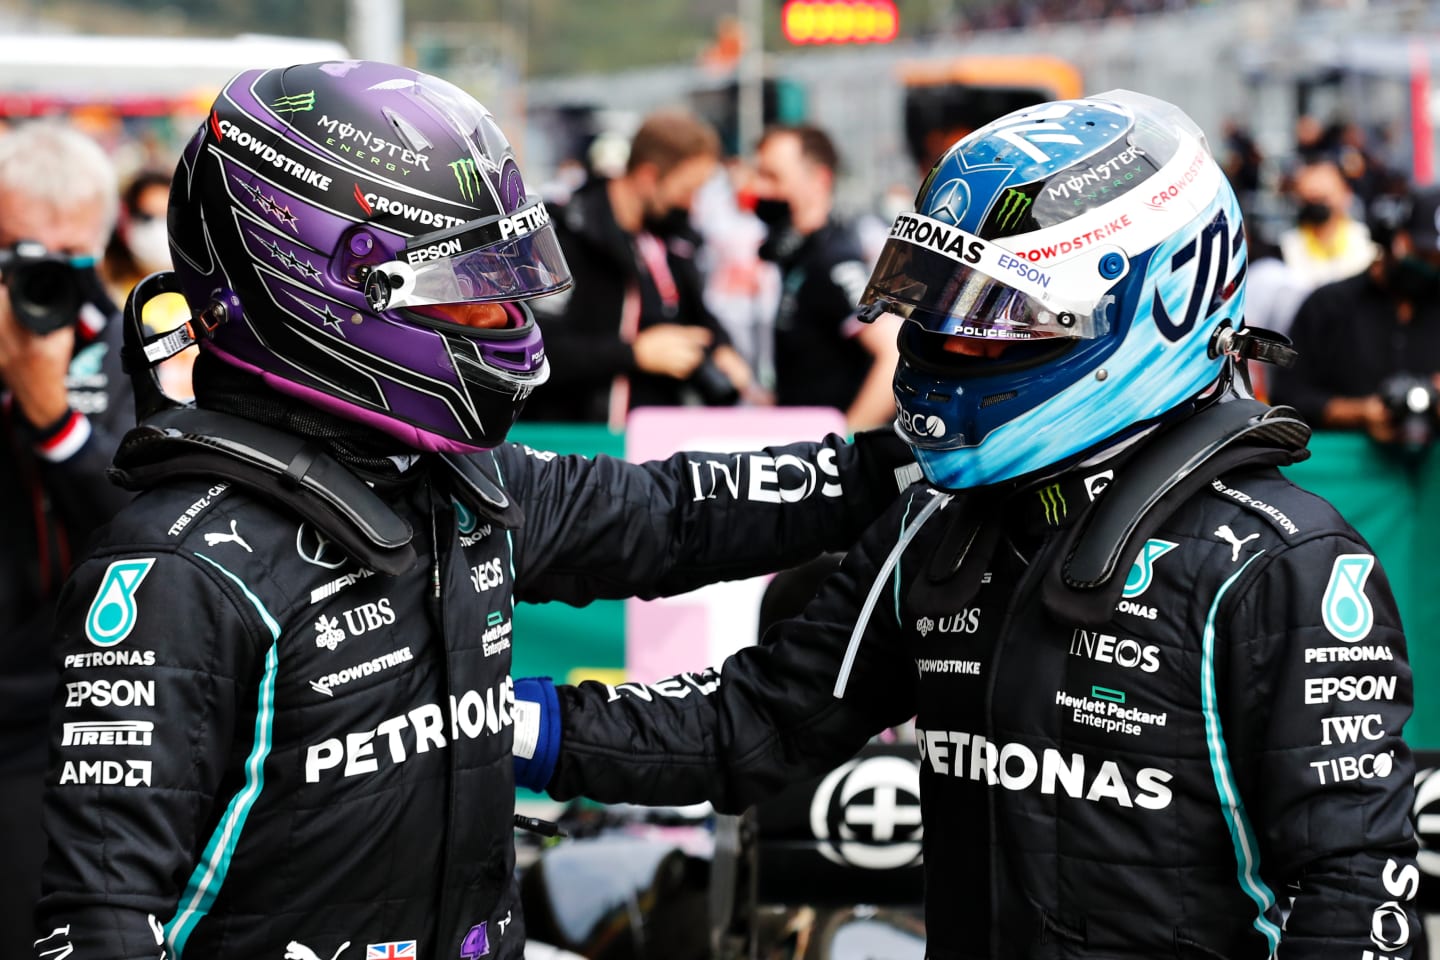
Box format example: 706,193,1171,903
986,103,1083,163
1153,209,1232,342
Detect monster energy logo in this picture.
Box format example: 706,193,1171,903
1038,482,1067,526
272,90,316,114
450,158,484,202
994,189,1033,230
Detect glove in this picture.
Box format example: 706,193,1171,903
513,677,560,792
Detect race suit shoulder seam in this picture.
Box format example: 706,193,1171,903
1212,529,1375,626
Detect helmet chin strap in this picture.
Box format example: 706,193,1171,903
1210,320,1298,364
119,270,231,421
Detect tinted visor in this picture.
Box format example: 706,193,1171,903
366,196,571,310
863,214,1108,342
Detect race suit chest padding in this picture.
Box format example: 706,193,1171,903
1040,398,1311,626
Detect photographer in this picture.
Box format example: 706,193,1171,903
1270,185,1440,447
526,109,753,426
0,122,132,960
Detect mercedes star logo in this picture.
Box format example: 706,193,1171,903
295,524,348,570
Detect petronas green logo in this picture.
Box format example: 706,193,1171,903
450,158,483,202
1124,538,1177,598
453,497,477,535
85,558,156,647
1321,554,1375,641
272,90,316,113
994,189,1033,230
1038,483,1067,526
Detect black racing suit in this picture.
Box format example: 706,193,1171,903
525,177,734,422
2,301,133,960
2,303,134,772
549,456,1422,959
35,430,909,960
1269,270,1440,427
768,219,873,412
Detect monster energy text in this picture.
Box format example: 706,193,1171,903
316,116,431,172
1047,144,1149,203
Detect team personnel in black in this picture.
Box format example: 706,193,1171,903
526,110,751,426
753,125,899,430
0,122,134,960
33,62,912,960
523,92,1422,959
1270,185,1440,443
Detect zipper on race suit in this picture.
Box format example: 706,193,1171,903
430,501,442,600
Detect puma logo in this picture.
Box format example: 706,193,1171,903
284,941,350,960
1214,524,1259,562
203,519,252,553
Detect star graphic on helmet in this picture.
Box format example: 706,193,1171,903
289,293,349,337
260,237,322,281
270,201,299,230
233,176,299,231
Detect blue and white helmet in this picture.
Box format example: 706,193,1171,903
862,90,1247,490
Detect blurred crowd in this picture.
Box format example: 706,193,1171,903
948,0,1409,32
1215,109,1440,456
5,87,1437,437
953,0,1201,33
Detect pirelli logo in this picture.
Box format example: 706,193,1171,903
62,720,155,747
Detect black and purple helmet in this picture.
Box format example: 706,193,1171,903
168,61,569,451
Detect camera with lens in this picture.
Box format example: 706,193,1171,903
1378,372,1440,450
0,240,87,335
689,351,740,406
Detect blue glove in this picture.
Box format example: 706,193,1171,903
513,677,560,792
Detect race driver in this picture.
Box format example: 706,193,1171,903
521,91,1422,960
32,61,915,960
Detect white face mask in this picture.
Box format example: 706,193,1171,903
126,217,172,272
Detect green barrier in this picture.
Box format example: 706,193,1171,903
1284,433,1440,747
507,423,628,684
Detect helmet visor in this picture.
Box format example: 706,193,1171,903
366,196,572,310
861,213,1111,341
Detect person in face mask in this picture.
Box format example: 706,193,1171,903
102,170,173,301
104,170,195,398
751,125,899,431
527,109,753,425
1270,185,1440,445
1278,159,1379,291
